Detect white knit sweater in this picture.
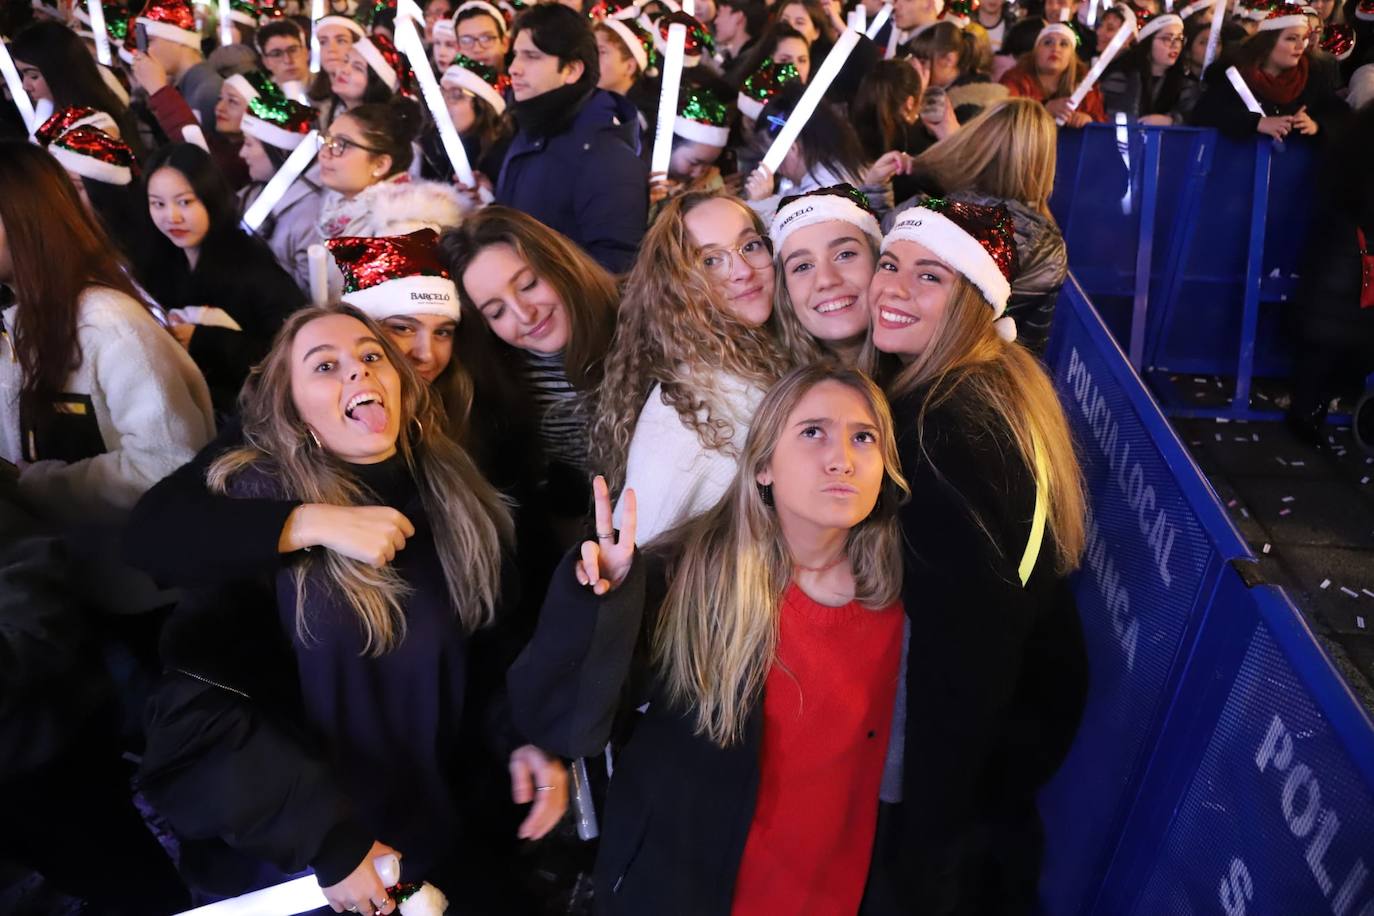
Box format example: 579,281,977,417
615,374,766,544
0,287,215,524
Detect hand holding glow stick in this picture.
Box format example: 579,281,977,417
760,27,860,173
865,3,891,38
0,39,37,133
395,16,476,186
651,23,688,176
1202,0,1226,70
88,0,112,65
1056,22,1131,124
242,130,319,230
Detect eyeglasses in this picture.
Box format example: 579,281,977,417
457,33,500,50
264,43,306,60
700,235,773,278
442,86,475,104
317,133,387,157
1158,34,1186,47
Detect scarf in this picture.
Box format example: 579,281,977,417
1241,55,1309,107
511,82,594,140
317,173,412,239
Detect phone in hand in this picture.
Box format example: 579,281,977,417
136,22,149,53
920,86,948,124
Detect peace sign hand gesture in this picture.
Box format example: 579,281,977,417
575,476,636,595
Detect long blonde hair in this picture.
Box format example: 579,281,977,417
887,278,1085,573
208,306,514,656
906,98,1058,217
651,365,909,747
592,191,792,494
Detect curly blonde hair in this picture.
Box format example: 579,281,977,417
591,191,792,493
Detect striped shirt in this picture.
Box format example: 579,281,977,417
519,351,590,472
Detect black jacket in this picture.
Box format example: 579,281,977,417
1189,57,1348,139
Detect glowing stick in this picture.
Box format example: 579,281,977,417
650,22,687,175
0,39,37,133
682,0,694,15
174,857,401,916
1225,65,1265,114
1056,21,1131,124
760,26,860,173
88,0,112,65
865,3,891,37
219,0,232,45
242,129,319,230
397,0,425,30
395,17,475,185
182,123,211,151
1203,0,1226,69
309,0,324,72
309,243,329,305
849,6,866,32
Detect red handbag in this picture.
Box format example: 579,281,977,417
1361,226,1374,309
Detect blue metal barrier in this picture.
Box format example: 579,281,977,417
1039,280,1374,915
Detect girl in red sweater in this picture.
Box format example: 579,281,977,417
1000,22,1108,126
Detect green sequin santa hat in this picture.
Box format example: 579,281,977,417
673,87,730,147
737,58,799,122
241,93,317,149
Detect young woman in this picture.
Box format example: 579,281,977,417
769,184,883,367
740,21,814,84
1190,4,1346,139
238,95,326,291
853,60,938,205
906,20,1009,122
509,364,909,914
594,191,791,543
308,13,365,120
326,32,404,121
773,0,880,102
893,98,1067,354
1101,13,1200,123
140,143,306,413
649,88,732,209
423,55,512,182
1000,22,1108,126
137,306,566,912
0,142,213,524
863,199,1087,913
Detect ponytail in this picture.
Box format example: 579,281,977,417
341,98,423,175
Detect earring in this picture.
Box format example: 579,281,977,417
305,426,321,448
757,482,774,507
410,416,424,439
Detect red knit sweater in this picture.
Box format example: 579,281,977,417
731,584,904,916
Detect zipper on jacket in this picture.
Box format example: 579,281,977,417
175,667,252,699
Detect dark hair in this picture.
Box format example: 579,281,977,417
1111,28,1188,113
346,53,400,105
735,21,810,87
852,58,924,156
755,82,868,180
773,0,838,42
336,98,423,174
456,4,505,31
906,20,979,77
256,18,305,52
464,93,512,157
138,143,247,301
0,142,152,413
510,4,600,89
1235,27,1287,70
719,0,768,39
10,20,146,160
83,178,162,267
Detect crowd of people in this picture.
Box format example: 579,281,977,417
0,0,1371,911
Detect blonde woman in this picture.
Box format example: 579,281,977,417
1000,22,1107,126
593,190,791,543
863,200,1087,913
511,364,909,915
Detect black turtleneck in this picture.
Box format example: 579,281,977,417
510,81,594,139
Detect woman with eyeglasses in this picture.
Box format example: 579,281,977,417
1000,23,1107,128
419,55,513,184
238,95,326,291
1100,13,1200,125
594,191,791,544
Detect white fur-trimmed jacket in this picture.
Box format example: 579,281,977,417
0,287,215,525
316,173,468,242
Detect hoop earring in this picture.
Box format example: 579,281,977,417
305,426,321,448
757,483,774,508
411,416,423,439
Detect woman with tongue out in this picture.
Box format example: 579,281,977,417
861,199,1089,913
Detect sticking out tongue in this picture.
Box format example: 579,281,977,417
351,401,388,434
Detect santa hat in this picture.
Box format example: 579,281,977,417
1112,3,1140,32
1355,0,1374,20
224,69,282,105
1257,1,1308,29
651,11,713,67
456,0,509,31
327,230,461,320
35,106,119,145
882,199,1019,339
228,0,259,27
241,94,316,148
673,88,730,146
588,0,641,20
432,17,455,39
771,184,882,252
257,0,286,23
1320,22,1355,58
354,33,404,91
737,58,800,121
1178,0,1212,16
440,55,510,114
600,17,656,73
316,13,367,39
1137,10,1183,41
136,0,202,48
75,0,133,43
1241,0,1276,22
43,126,138,186
939,0,977,28
1037,21,1080,45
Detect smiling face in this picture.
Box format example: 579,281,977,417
773,36,811,82
683,197,776,327
508,30,581,101
1267,24,1310,71
290,313,403,464
147,166,211,253
780,221,875,351
869,238,956,360
462,242,571,355
758,380,885,535
1035,32,1076,75
378,313,457,383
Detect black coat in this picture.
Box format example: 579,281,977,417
1189,57,1348,139
863,384,1089,915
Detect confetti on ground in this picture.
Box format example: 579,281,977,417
1282,496,1295,503
1235,436,1249,443
1262,543,1271,554
1342,586,1360,597
1216,434,1223,442
1279,508,1292,516
1193,377,1206,383
1320,579,1331,589
1256,392,1270,401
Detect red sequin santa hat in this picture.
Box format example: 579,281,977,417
326,229,460,320
353,31,410,92
1320,22,1355,58
1257,1,1309,28
1355,0,1374,22
649,11,714,67
939,0,977,29
135,0,202,49
41,126,139,186
881,199,1020,340
35,106,119,145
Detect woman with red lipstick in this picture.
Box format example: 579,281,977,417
1100,13,1201,124
510,364,909,915
861,199,1088,914
769,184,884,369
594,191,792,544
1000,23,1107,127
1191,4,1346,139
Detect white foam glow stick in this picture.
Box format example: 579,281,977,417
682,0,694,15
243,130,319,230
651,22,687,176
760,26,860,173
174,856,401,916
849,6,867,32
309,0,324,72
309,244,329,305
395,17,475,186
1203,0,1226,69
88,0,112,65
1056,21,1131,124
865,3,891,38
1224,65,1265,114
182,123,211,151
219,0,233,45
0,38,37,133
397,0,426,30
